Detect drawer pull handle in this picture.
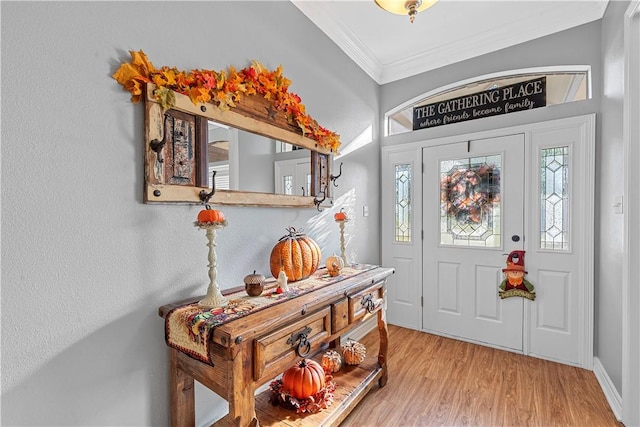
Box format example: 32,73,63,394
361,294,383,313
287,326,312,357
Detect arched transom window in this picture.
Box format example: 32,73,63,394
386,67,591,136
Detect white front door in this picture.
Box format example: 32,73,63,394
383,115,594,367
422,134,526,351
274,158,311,196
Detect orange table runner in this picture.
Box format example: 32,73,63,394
165,264,376,364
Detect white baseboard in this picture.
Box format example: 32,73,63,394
593,356,623,421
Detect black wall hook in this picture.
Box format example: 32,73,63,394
199,171,217,204
330,162,343,187
149,113,172,164
313,185,326,211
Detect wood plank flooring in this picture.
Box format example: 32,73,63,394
340,325,621,427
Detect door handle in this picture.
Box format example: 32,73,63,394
511,235,521,242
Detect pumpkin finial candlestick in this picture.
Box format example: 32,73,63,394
195,207,229,309
334,209,349,266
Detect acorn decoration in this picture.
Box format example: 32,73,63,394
244,270,265,297
321,350,342,373
341,339,366,365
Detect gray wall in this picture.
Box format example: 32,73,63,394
0,2,380,426
597,0,631,398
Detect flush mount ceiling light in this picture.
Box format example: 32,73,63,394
375,0,439,23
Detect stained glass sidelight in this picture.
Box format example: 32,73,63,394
440,155,502,247
540,146,569,250
395,164,412,243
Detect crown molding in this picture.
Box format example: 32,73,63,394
292,0,383,82
293,0,608,85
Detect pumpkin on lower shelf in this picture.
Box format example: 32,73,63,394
321,350,342,373
281,359,326,400
342,339,367,365
270,227,321,282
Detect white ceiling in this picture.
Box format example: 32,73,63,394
292,0,610,84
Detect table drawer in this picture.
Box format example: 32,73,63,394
254,307,331,382
331,298,349,334
348,281,385,323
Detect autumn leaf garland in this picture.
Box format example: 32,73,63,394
112,50,340,152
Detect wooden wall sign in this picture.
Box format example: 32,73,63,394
413,77,546,130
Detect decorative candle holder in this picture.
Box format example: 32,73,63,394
195,221,228,309
334,208,349,266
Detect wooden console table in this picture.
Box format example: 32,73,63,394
158,266,394,426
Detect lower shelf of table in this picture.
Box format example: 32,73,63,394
213,356,384,427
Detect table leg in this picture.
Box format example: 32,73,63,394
169,348,195,427
228,342,259,426
377,308,389,387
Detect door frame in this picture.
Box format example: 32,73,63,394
622,1,640,425
382,114,595,366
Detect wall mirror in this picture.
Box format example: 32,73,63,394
207,120,312,197
144,84,334,208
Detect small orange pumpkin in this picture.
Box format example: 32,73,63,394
197,207,225,223
281,359,326,399
270,227,321,282
326,254,345,277
334,208,348,221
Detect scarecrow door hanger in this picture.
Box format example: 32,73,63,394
499,250,535,300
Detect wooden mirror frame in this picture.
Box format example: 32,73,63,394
144,84,333,208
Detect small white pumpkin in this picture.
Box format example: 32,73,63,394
321,350,342,373
342,339,366,365
326,254,345,277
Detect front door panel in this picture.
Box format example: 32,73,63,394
423,134,525,351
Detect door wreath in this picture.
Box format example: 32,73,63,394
440,164,500,224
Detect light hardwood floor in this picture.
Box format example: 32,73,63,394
341,325,621,427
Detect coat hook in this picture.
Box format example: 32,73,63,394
199,171,217,204
149,113,172,164
314,185,326,212
330,162,343,187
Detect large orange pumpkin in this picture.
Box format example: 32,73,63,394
281,359,326,400
270,227,321,282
